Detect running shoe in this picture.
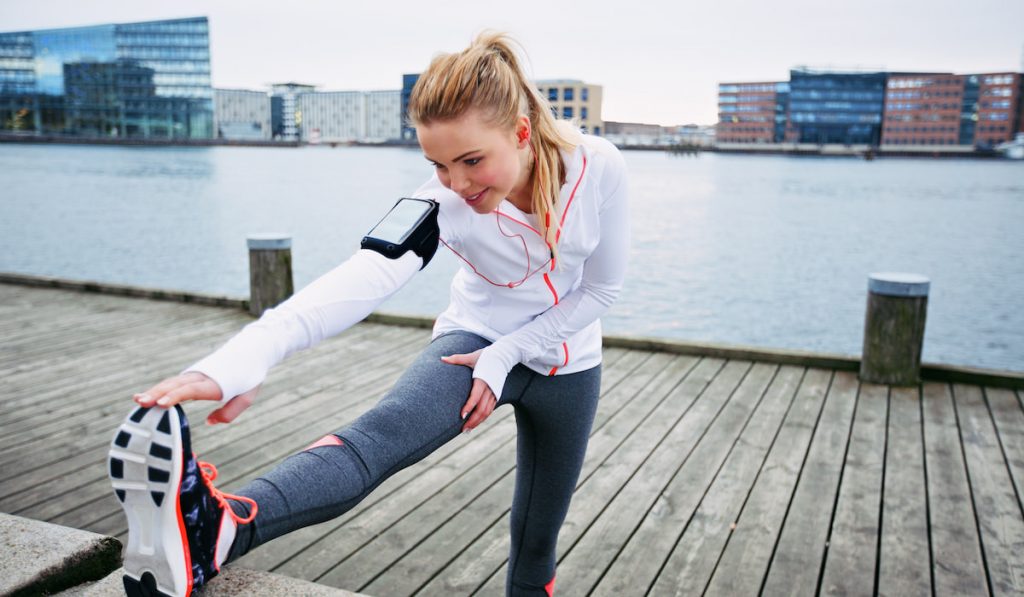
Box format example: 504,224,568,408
108,404,257,597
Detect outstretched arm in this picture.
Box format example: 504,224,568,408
185,250,422,403
133,250,422,423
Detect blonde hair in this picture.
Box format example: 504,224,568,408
407,31,578,258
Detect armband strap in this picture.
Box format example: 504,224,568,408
360,198,440,269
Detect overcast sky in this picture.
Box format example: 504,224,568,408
5,0,1023,125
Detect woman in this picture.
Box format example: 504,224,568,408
109,32,629,597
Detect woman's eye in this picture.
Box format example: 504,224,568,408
431,162,446,170
464,158,481,166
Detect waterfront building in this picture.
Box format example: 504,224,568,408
881,72,1023,148
882,73,965,146
270,83,315,141
400,73,419,142
293,89,400,143
0,17,213,139
724,67,1023,149
972,72,1022,148
786,69,887,145
298,90,362,143
716,81,789,143
602,121,663,146
214,88,271,140
365,90,401,142
535,79,603,135
603,122,715,147
670,124,716,146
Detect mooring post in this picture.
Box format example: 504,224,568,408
247,234,293,317
860,272,930,385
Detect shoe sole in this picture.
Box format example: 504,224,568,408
109,405,191,597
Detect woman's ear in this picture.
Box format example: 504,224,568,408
516,116,531,148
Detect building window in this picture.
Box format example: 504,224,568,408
581,106,588,120
548,88,557,102
563,106,573,119
563,87,574,101
581,87,589,101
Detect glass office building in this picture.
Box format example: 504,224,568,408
0,17,213,139
786,69,887,145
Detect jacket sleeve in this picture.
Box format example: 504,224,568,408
471,152,630,399
184,250,421,403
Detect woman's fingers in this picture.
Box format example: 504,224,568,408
462,379,496,432
132,372,222,408
441,349,482,368
206,390,256,425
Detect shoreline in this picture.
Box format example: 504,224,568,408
0,133,1011,159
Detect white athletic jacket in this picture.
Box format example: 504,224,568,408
186,133,629,402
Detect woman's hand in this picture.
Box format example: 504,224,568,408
132,371,260,425
441,349,498,433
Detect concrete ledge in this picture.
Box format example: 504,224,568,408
0,513,121,596
2,273,1021,389
58,565,366,597
57,566,368,596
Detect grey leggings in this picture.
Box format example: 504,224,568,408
226,331,602,596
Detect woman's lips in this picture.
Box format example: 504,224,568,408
463,189,488,205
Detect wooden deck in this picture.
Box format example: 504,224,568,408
2,282,1022,596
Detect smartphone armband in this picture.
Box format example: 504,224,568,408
360,198,440,269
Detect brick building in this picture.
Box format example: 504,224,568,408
882,72,1023,147
716,81,789,143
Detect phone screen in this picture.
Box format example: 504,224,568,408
368,199,432,244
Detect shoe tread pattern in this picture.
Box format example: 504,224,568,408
110,406,187,597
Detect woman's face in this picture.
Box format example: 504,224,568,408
417,109,531,214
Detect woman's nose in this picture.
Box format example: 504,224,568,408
450,170,470,193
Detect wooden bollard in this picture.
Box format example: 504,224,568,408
860,273,930,385
247,235,294,317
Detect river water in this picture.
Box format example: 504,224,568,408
1,143,1021,371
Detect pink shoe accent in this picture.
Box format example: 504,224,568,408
545,575,556,596
304,434,344,451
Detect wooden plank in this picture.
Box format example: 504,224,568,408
0,306,238,396
415,515,509,595
0,309,249,415
360,472,517,595
955,383,1024,595
0,298,235,368
819,382,887,597
550,360,755,594
877,385,931,596
700,368,832,596
921,382,989,596
316,447,517,591
591,362,786,595
0,314,272,433
985,387,1024,517
610,365,804,596
757,370,859,596
426,355,721,596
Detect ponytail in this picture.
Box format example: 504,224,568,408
407,32,579,261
